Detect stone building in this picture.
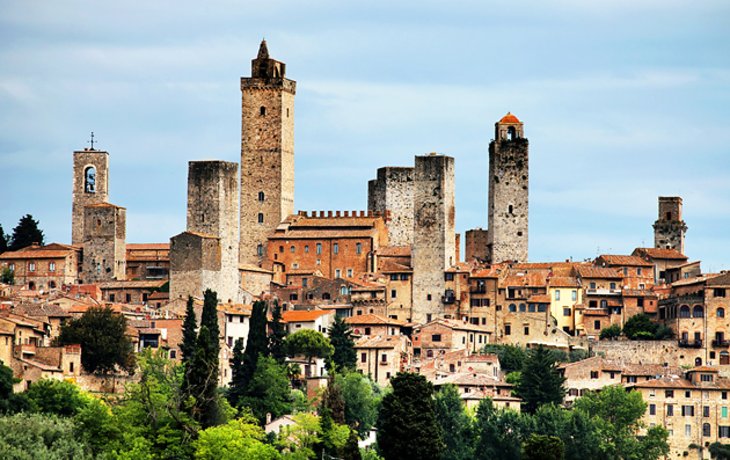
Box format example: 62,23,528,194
0,243,80,291
170,161,240,303
465,228,489,262
125,243,170,281
239,40,296,265
412,153,456,324
82,202,126,283
487,113,529,264
654,196,687,254
367,166,415,246
71,147,109,245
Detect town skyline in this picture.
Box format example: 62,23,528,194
1,1,729,271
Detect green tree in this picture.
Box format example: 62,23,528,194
58,306,135,374
227,337,246,406
239,300,269,394
377,372,443,460
181,296,198,364
0,360,30,414
193,414,281,460
523,434,564,460
0,267,13,285
24,379,87,417
622,314,659,340
516,345,566,413
434,384,474,460
200,289,220,352
73,396,123,457
343,428,362,460
482,344,527,373
0,413,93,459
474,398,527,460
8,214,44,251
710,442,730,459
0,224,8,253
269,301,288,364
329,315,356,372
600,324,622,340
284,329,334,368
238,356,292,424
186,326,223,428
320,376,347,456
336,371,381,436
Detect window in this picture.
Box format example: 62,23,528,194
563,307,571,317
590,282,596,289
381,354,387,363
637,268,642,275
431,334,442,342
594,320,601,330
682,405,695,417
390,274,399,281
667,404,674,416
257,213,264,224
427,294,432,301
84,166,97,193
258,191,265,202
335,269,341,278
316,243,322,255
28,262,35,272
723,407,728,418
685,424,691,437
290,245,295,253
704,406,711,417
505,324,511,336
260,106,266,116
256,244,263,256
719,308,726,318
623,267,628,276
721,426,730,438
509,304,516,312
364,327,371,335
361,353,366,363
701,374,714,382
523,326,530,335
649,404,656,415
665,390,674,398
686,390,692,398
679,305,690,318
391,289,397,299
555,290,561,301
600,300,608,308
610,282,616,290
347,269,353,278
340,286,348,296
445,273,454,281
169,350,176,360
572,290,577,301
590,371,599,379
333,243,339,255
302,278,308,287
8,263,14,272
109,293,115,302
356,243,362,255
693,305,704,318
639,283,645,289
519,304,526,312
715,288,727,298
724,392,728,400
49,262,56,272
125,293,131,303
400,274,408,281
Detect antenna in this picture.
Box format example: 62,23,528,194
88,131,96,150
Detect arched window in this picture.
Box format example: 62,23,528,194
703,423,711,437
693,305,704,318
508,304,516,312
507,126,516,140
340,286,348,296
84,166,97,193
258,191,265,202
322,292,331,300
719,308,726,318
679,305,690,318
28,281,36,290
519,303,526,312
695,357,702,366
49,281,56,289
260,106,266,116
257,213,264,224
256,244,263,256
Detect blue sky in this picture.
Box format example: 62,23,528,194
1,1,729,271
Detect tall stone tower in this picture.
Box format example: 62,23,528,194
367,166,415,246
82,203,126,283
72,148,109,245
170,161,240,303
654,196,687,254
239,40,296,265
487,113,529,264
412,153,455,324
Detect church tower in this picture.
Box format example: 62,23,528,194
487,113,529,264
654,196,687,254
72,146,109,245
239,40,296,265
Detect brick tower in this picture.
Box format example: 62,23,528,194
72,147,109,245
367,166,415,246
654,196,687,254
412,153,455,324
239,40,296,265
82,203,126,283
487,113,529,264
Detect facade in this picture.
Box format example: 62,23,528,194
82,202,126,283
170,161,241,303
0,243,80,291
239,40,296,265
411,153,456,324
487,113,529,264
355,334,411,386
125,243,170,281
72,148,109,245
465,228,489,262
654,196,687,254
367,166,415,246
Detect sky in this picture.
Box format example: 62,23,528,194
1,0,729,271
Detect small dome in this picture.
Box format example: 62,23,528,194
499,112,521,124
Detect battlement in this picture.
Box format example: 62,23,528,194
296,210,391,220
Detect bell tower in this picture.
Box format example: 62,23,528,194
487,113,529,264
654,196,687,254
72,143,109,245
239,40,296,265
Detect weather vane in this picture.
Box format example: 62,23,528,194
89,131,95,150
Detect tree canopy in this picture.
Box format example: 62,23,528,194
329,316,356,372
284,329,334,365
0,224,8,253
516,345,566,413
8,214,44,251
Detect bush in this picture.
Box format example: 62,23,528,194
600,324,622,340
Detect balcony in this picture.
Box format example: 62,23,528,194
678,339,703,349
713,339,730,348
442,290,456,305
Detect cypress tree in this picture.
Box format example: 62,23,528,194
517,345,566,414
180,296,197,364
227,337,246,406
9,214,44,251
238,300,269,396
329,315,356,372
200,289,220,353
269,301,287,364
0,224,8,253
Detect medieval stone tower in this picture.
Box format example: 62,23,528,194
654,196,687,254
367,167,415,246
239,40,296,265
72,148,109,245
412,153,455,324
487,113,529,264
82,203,126,283
170,161,240,303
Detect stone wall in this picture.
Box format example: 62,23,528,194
592,339,706,368
367,166,415,247
412,154,455,324
654,196,687,254
82,203,126,283
72,149,109,245
465,228,489,262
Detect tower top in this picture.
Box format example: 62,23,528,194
257,39,269,59
494,112,525,140
498,112,521,124
250,40,286,80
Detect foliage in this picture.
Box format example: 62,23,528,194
8,214,45,251
269,301,288,364
0,412,93,459
523,434,564,460
227,337,246,406
0,224,8,253
342,428,362,460
0,360,30,414
481,344,527,373
516,345,566,413
622,313,673,340
320,376,348,456
185,326,224,428
474,398,527,460
200,289,220,353
568,348,590,362
710,442,730,459
25,378,88,417
238,355,292,424
73,396,123,457
291,389,313,413
434,384,475,460
599,324,622,340
278,412,322,459
0,267,13,285
59,306,135,374
284,329,334,365
329,316,357,372
181,296,197,364
239,300,269,396
335,371,382,437
377,372,443,460
193,414,281,460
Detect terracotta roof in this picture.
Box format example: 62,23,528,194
527,294,551,303
376,246,411,257
346,314,406,326
269,229,377,240
597,255,653,267
281,309,332,323
577,267,622,279
433,372,504,387
98,280,167,289
86,202,124,209
471,269,500,278
502,270,549,287
688,366,720,373
499,112,521,124
418,319,491,333
126,243,169,251
671,273,719,287
379,260,412,273
219,304,252,315
354,335,404,349
633,247,687,260
239,264,273,274
707,272,730,287
630,375,730,390
0,242,78,260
